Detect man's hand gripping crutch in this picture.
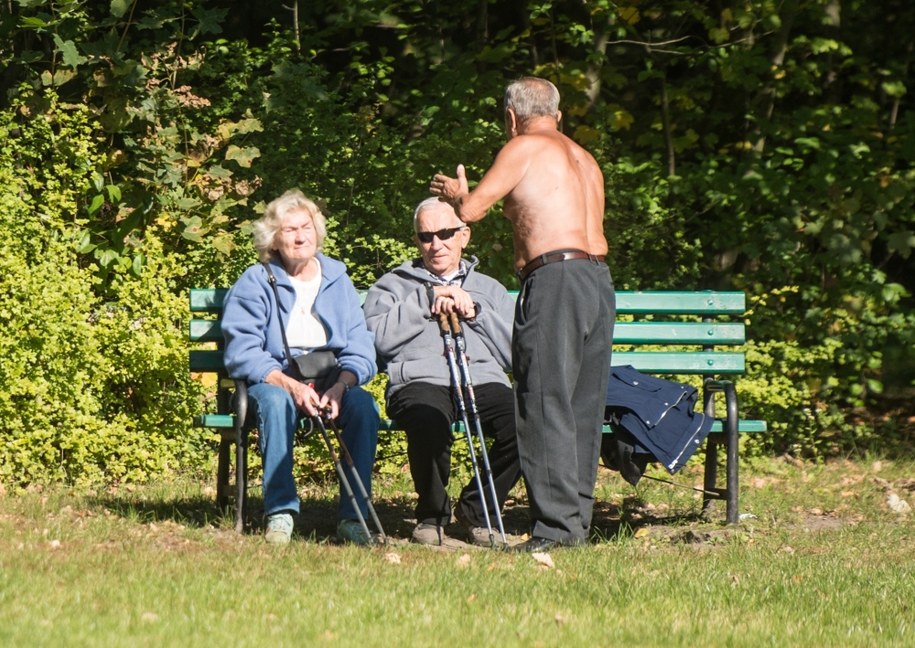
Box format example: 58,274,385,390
437,312,509,548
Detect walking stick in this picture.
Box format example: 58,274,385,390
310,412,387,545
447,312,509,548
437,313,506,548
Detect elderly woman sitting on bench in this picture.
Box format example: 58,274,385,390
222,189,380,545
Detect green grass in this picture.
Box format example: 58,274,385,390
1,457,913,647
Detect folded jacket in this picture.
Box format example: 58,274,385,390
604,365,714,478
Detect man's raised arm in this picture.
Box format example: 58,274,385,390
429,139,528,223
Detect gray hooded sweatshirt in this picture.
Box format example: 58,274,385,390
363,256,514,397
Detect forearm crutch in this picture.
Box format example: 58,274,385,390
448,312,509,547
438,313,508,548
311,413,387,545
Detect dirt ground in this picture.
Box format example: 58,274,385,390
253,477,744,550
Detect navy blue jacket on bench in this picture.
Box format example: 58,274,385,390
604,365,714,485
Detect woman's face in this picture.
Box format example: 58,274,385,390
273,208,318,269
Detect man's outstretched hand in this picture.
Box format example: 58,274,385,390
430,164,468,203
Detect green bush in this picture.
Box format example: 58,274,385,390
0,91,210,487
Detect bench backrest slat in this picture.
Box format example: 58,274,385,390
190,350,226,373
190,288,229,313
612,351,745,374
190,319,222,343
189,319,746,346
614,291,745,314
192,350,746,376
188,289,750,377
613,322,744,345
189,288,748,315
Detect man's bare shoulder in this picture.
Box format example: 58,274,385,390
498,131,551,156
511,129,596,162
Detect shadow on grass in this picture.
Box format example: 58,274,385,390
89,474,709,545
89,488,426,543
88,491,228,530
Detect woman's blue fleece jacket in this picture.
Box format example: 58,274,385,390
222,255,377,387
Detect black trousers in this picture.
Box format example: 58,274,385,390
387,381,521,526
513,260,614,543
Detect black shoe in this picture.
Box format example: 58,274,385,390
512,537,560,553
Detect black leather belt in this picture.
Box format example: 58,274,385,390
517,249,606,282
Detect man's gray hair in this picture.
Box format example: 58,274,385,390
412,197,461,233
504,76,560,122
253,189,327,262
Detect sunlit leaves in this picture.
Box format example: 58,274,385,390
109,0,130,19
51,35,84,67
224,144,260,168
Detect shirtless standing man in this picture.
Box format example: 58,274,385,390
430,76,615,551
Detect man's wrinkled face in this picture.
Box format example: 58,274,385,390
415,203,469,277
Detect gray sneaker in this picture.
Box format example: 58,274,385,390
464,524,497,547
411,522,445,546
455,505,496,547
264,512,294,545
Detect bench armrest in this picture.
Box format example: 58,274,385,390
704,378,736,417
233,380,249,437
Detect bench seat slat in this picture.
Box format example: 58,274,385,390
196,414,766,435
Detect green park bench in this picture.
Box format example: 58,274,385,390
189,288,766,532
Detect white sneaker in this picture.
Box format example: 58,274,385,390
264,513,294,545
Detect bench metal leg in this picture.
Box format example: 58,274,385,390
723,381,739,525
233,380,250,534
702,434,719,514
216,435,232,510
235,430,247,533
703,379,741,524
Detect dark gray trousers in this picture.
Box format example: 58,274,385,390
512,259,614,543
387,381,521,526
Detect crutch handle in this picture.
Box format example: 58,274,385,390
448,311,463,335
437,311,450,333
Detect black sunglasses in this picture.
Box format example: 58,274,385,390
417,226,466,244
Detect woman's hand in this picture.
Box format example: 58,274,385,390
319,382,345,419
317,370,357,420
290,381,322,417
266,370,322,417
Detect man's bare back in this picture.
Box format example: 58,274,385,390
501,128,607,266
430,116,607,270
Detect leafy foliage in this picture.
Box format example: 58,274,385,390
1,0,913,484
0,86,208,486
